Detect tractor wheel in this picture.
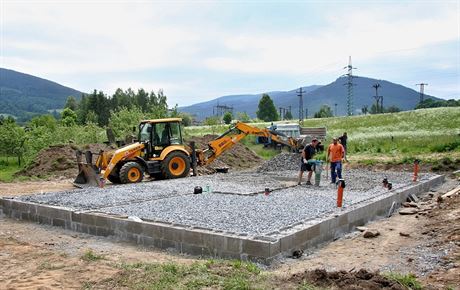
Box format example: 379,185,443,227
108,174,121,184
108,166,121,184
120,162,144,184
161,151,191,179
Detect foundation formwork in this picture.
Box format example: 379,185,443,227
0,170,444,263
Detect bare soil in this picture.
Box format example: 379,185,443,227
185,134,264,174
16,144,113,179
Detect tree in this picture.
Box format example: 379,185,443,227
386,105,401,113
369,103,380,114
61,108,77,127
314,105,333,118
223,112,233,124
108,107,145,139
64,96,78,111
29,114,57,131
204,116,220,126
0,122,26,166
284,110,293,120
361,105,368,115
256,94,279,122
236,112,251,122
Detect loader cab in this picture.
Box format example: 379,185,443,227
139,118,184,157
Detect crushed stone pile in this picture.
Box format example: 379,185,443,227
257,152,301,172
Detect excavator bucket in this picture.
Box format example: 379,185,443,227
73,151,102,187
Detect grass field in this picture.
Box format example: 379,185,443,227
184,107,460,167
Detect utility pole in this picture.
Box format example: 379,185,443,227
372,83,383,113
416,83,428,103
343,56,357,116
297,87,304,123
334,103,338,116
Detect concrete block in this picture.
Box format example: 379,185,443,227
337,214,348,227
242,239,270,258
94,215,111,228
138,235,155,247
96,226,114,237
183,229,206,246
125,220,144,235
88,225,98,236
162,226,184,242
161,239,180,251
52,218,66,228
71,212,81,223
141,223,163,239
224,236,242,253
80,213,97,226
279,234,294,252
38,216,51,225
181,243,205,256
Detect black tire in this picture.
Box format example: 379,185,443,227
119,161,144,184
107,165,121,184
161,151,191,179
108,174,121,184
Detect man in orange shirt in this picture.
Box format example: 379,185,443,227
327,137,345,184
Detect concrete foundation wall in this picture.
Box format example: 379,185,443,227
0,174,444,263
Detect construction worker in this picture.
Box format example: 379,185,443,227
327,137,345,184
339,132,348,161
298,138,319,185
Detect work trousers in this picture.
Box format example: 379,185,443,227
330,161,342,183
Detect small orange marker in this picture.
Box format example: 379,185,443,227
413,160,420,182
337,179,345,207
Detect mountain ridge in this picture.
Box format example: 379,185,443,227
0,68,82,121
179,76,437,120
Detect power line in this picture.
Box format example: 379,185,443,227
343,56,357,116
372,83,383,113
416,83,428,103
297,87,304,123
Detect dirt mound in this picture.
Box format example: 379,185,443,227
186,134,264,174
289,268,405,290
257,152,301,172
18,144,111,179
18,136,262,179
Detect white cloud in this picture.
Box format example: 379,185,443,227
1,1,458,102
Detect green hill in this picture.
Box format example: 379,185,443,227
0,68,82,121
185,107,460,167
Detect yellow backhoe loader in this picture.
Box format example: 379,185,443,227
74,118,301,187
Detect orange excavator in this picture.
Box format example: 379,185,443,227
74,118,300,186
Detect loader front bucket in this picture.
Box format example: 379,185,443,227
73,151,103,188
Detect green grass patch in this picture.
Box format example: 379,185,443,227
106,260,265,289
383,272,422,290
81,249,105,262
0,157,22,182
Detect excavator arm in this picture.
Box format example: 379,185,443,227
196,122,299,166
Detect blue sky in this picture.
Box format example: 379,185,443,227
1,0,459,106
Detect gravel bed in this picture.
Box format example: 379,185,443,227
103,178,411,235
16,172,288,210
15,167,436,235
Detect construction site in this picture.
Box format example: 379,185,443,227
1,119,459,288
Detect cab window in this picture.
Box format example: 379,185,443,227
139,123,152,142
169,122,182,145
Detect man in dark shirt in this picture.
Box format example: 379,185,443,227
298,138,319,185
339,132,348,161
